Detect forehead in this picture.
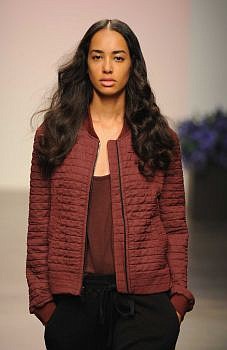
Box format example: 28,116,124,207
89,29,129,53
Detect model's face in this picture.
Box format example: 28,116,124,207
87,29,132,96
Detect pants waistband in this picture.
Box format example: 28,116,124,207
82,273,116,285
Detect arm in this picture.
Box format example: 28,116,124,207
26,123,56,325
159,129,195,322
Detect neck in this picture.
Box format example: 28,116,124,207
89,90,125,124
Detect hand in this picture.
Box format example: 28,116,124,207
176,311,182,324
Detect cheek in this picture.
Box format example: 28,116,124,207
87,70,99,86
120,66,131,83
87,63,99,79
88,66,95,77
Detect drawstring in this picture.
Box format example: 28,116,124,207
82,278,135,350
98,284,135,349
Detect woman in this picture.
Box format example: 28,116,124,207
26,18,195,350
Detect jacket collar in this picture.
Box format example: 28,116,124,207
82,106,130,140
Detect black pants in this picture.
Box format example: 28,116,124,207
44,273,180,350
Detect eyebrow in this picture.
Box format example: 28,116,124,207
90,49,127,55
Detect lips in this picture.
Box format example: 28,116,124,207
100,79,116,87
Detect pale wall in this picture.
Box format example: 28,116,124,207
189,0,227,115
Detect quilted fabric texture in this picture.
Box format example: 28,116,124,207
26,117,195,324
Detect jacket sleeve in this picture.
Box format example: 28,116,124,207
158,128,195,322
26,123,56,325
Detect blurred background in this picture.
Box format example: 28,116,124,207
1,0,227,349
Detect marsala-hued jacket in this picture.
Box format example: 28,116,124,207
26,113,195,325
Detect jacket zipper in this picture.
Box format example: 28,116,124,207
116,141,129,293
80,141,100,291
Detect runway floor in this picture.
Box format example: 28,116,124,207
1,190,227,349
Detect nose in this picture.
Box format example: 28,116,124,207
102,57,113,73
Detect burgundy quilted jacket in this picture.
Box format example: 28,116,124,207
26,115,195,325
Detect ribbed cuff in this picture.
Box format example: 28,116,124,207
33,301,56,325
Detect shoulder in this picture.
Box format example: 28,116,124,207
165,126,181,154
36,121,46,136
167,126,179,143
165,126,182,166
33,121,46,143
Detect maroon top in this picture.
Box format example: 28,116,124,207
84,174,115,275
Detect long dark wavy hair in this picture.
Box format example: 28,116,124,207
31,18,176,180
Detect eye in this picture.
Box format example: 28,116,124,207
114,56,124,62
92,55,102,60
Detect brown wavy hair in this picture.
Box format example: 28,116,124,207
31,18,176,180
